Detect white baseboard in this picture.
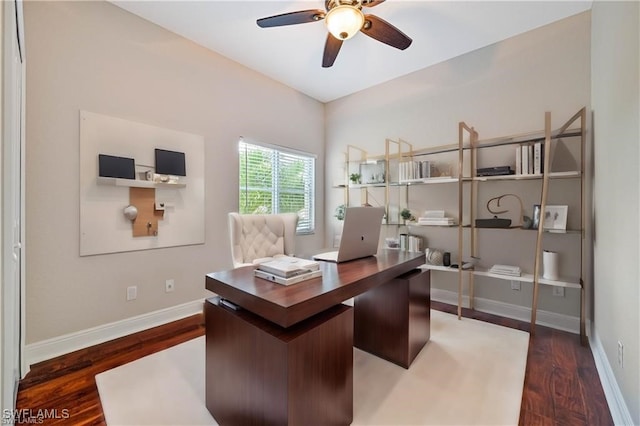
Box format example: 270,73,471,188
25,299,204,367
431,288,581,334
590,329,634,426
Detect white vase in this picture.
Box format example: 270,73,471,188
542,250,559,280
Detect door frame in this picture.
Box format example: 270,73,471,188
2,0,26,415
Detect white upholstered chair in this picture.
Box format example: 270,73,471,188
228,212,299,268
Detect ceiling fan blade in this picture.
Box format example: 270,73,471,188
257,10,325,28
361,14,412,50
322,34,343,68
362,0,386,7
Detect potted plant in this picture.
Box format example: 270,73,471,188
400,208,415,224
349,173,361,185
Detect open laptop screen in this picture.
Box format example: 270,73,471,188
314,206,384,263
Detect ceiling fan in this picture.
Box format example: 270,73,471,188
257,0,412,68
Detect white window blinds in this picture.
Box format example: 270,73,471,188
239,140,315,234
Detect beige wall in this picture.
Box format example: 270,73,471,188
325,12,591,320
24,1,325,343
19,2,640,419
591,2,640,423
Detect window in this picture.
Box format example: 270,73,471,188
239,139,315,234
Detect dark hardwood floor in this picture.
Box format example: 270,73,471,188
15,302,613,425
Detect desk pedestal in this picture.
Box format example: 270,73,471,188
354,269,431,368
205,297,353,425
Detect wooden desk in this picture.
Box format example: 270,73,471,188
205,250,427,425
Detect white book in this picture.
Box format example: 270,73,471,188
489,264,522,276
423,210,446,218
533,142,542,174
515,146,522,175
399,161,409,182
257,255,319,278
254,269,323,286
420,161,430,179
418,218,455,225
521,144,529,175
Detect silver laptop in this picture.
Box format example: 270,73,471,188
314,206,385,263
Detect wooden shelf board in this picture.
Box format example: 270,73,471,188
348,183,386,188
470,128,582,149
460,225,582,234
408,143,461,157
409,223,457,227
399,177,458,185
473,171,580,182
97,176,186,189
419,264,581,288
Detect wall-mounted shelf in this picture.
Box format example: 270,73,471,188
408,223,458,228
470,128,582,149
348,183,387,189
97,176,186,189
472,170,581,182
399,177,458,185
420,264,581,289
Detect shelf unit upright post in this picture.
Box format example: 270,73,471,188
458,122,479,318
384,138,469,319
346,145,368,207
531,108,587,343
384,138,413,225
530,113,552,337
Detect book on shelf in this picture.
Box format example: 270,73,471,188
423,210,445,218
488,264,522,277
528,144,534,174
519,144,540,175
254,269,323,286
256,255,319,278
417,217,456,226
476,166,514,176
521,144,529,175
399,160,433,181
533,142,544,174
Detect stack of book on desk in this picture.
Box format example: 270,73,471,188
488,264,522,277
255,256,322,286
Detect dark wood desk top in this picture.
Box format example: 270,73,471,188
206,249,425,327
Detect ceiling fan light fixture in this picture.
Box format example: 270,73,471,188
325,5,364,40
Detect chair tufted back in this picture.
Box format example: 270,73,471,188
228,212,299,268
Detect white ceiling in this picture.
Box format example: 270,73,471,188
111,1,592,103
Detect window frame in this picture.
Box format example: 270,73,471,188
238,138,316,235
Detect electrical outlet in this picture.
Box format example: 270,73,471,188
617,341,624,368
510,280,521,291
165,279,175,293
127,286,137,301
552,286,565,297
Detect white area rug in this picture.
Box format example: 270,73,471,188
96,310,529,425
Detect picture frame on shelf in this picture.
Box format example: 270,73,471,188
532,204,568,230
532,204,541,229
359,160,385,184
543,205,568,230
